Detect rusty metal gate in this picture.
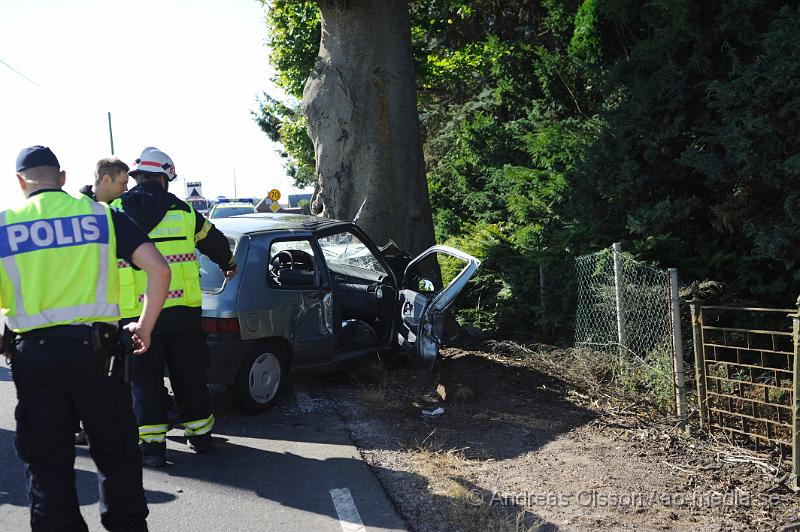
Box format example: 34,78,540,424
689,301,800,487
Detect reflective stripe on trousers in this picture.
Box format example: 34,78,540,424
138,424,169,444
183,414,215,437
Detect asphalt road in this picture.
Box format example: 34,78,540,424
0,359,406,531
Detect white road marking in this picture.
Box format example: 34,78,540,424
330,488,366,532
293,385,313,412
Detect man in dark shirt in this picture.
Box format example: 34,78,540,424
75,157,132,446
80,157,130,203
6,145,171,530
114,147,236,466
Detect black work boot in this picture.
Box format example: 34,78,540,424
140,442,166,467
74,430,88,446
187,434,212,454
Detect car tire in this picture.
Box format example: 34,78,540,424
233,344,287,414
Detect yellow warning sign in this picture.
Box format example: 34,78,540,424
269,202,280,213
268,189,281,202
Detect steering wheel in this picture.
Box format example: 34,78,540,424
269,250,295,278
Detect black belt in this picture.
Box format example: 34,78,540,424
17,324,93,341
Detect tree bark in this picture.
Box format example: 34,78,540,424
302,0,435,256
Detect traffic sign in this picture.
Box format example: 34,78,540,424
269,202,280,213
268,189,281,202
186,181,202,198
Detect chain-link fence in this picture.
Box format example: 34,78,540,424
575,244,686,412
574,245,673,359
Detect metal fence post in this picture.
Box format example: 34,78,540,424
792,297,800,491
669,269,688,428
688,298,707,430
612,243,628,355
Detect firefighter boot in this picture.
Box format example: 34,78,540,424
187,434,212,454
140,442,166,467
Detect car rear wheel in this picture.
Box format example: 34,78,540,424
233,345,287,414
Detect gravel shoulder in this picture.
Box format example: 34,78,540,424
321,342,800,531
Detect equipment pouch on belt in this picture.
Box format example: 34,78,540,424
1,323,17,364
91,323,134,383
91,322,119,354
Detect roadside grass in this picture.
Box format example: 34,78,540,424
408,438,542,532
360,383,388,402
447,483,544,532
485,340,675,413
345,354,395,402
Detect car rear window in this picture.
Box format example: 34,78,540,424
199,237,237,292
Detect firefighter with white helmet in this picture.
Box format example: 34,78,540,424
113,147,237,466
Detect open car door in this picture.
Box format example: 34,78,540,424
396,245,480,370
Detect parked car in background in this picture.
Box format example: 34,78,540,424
208,199,257,219
186,196,211,216
199,213,480,413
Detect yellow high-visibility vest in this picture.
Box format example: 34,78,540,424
0,192,120,332
112,200,201,318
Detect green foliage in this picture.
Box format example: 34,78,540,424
569,0,601,62
439,223,521,331
254,0,319,188
415,0,604,335
572,1,800,303
252,93,316,188
421,0,800,333
260,0,800,338
262,0,319,99
612,345,675,412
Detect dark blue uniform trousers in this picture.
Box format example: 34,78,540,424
130,328,212,436
11,332,148,531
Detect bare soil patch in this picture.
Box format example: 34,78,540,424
321,341,800,531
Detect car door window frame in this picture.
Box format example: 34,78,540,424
314,223,397,288
266,236,323,290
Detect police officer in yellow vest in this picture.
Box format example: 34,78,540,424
6,146,172,531
113,147,236,467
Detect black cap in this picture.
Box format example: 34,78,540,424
16,146,60,173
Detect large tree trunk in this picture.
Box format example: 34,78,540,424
302,0,435,256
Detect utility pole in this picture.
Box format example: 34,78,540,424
233,168,238,198
107,112,115,155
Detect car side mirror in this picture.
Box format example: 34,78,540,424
418,278,436,293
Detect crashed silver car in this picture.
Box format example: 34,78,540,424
198,213,480,413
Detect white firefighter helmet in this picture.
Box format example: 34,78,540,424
129,147,177,181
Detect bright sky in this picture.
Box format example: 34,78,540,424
0,0,308,210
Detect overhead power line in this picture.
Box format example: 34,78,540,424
0,57,69,102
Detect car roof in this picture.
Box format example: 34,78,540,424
211,213,348,235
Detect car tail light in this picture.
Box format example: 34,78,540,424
202,317,241,339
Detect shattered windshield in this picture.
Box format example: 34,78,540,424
317,231,387,275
